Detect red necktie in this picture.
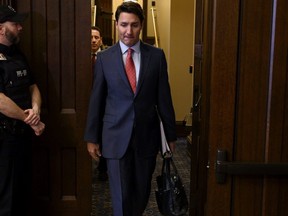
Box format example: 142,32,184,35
92,53,97,69
125,48,136,93
91,54,97,86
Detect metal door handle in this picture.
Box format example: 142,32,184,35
216,149,288,184
194,94,202,108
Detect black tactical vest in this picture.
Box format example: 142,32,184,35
0,45,35,120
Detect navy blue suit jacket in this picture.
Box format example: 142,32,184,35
84,41,176,159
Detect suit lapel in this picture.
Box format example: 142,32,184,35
112,43,132,91
137,42,150,94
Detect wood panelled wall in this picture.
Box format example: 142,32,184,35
0,0,13,6
94,0,113,45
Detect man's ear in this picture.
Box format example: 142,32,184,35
0,24,4,35
0,23,5,35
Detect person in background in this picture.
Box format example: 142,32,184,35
0,5,45,216
91,26,103,68
90,26,108,181
84,2,176,215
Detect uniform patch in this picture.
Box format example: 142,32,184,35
16,70,27,77
0,53,7,60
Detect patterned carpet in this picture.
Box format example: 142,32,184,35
91,137,190,216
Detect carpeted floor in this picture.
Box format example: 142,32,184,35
91,137,190,216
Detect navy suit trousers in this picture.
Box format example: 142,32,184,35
107,134,157,216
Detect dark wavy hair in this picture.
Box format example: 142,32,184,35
91,26,102,36
115,1,145,23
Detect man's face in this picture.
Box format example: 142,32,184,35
91,29,102,53
116,12,142,47
0,21,22,45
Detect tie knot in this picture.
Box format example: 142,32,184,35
127,48,134,56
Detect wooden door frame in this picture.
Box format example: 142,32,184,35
189,0,213,215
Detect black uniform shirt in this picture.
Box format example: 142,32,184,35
0,44,35,120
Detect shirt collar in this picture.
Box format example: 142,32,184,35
91,47,101,55
119,40,141,54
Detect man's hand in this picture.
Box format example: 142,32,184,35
23,108,45,136
87,142,101,161
24,109,40,125
168,141,176,153
30,121,45,136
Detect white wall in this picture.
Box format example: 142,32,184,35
154,0,171,63
146,0,155,37
155,0,195,121
169,0,195,121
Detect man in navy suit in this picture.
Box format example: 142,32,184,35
84,2,176,215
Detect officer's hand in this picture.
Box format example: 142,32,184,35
30,121,45,136
24,109,40,125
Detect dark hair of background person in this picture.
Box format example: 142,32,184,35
91,26,102,36
115,1,145,23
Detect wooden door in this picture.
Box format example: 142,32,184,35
194,0,288,215
16,0,92,215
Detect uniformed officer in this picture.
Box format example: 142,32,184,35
0,5,45,216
